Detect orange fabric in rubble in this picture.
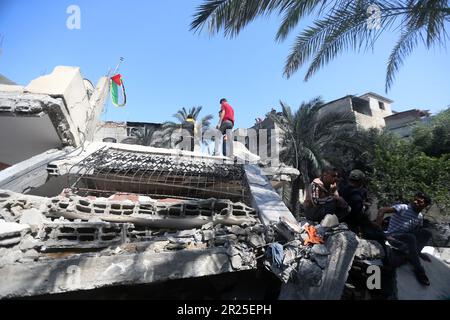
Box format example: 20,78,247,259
304,225,324,246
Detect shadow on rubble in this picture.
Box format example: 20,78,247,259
21,268,282,300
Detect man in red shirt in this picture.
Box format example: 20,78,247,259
217,98,235,156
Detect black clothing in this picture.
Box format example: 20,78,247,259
387,229,432,273
339,184,386,246
339,184,366,230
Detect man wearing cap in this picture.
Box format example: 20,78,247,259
339,170,386,246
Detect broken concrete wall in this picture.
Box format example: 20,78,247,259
26,66,108,142
48,194,258,229
0,94,73,165
0,67,109,168
0,148,72,193
0,190,258,230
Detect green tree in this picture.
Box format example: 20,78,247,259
129,125,166,147
270,97,360,213
412,107,450,157
370,132,450,214
160,106,213,149
191,0,450,91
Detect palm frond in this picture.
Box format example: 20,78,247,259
193,0,450,90
193,106,203,119
386,26,420,92
276,0,326,42
191,0,278,37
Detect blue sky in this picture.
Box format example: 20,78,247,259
1,0,449,129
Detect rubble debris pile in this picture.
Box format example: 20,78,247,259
0,221,31,247
262,215,358,300
0,188,267,299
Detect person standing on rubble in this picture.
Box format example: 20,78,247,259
377,192,433,286
216,98,235,156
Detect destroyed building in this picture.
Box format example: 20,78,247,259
0,67,449,300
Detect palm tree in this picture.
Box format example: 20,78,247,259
160,106,214,150
270,97,361,213
191,0,450,91
129,125,165,147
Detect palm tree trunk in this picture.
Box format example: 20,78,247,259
299,161,312,217
301,162,311,192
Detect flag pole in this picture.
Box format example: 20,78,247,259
112,57,124,75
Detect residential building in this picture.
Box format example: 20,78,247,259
320,92,394,130
385,109,431,138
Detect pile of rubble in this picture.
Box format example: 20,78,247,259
0,184,362,299
262,214,356,291
0,189,265,267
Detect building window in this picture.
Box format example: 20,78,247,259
379,101,385,110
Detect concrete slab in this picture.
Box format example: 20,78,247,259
0,221,30,239
397,254,450,300
0,246,255,299
0,148,70,193
244,164,296,226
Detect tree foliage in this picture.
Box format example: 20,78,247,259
159,106,213,149
370,131,450,214
130,125,165,147
270,97,360,211
412,107,450,157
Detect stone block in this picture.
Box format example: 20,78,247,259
355,238,385,260
19,208,48,234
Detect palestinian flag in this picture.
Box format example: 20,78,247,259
110,74,127,107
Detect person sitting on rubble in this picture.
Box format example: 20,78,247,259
303,167,349,222
339,170,386,247
376,192,433,286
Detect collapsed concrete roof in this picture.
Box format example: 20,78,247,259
0,67,108,167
